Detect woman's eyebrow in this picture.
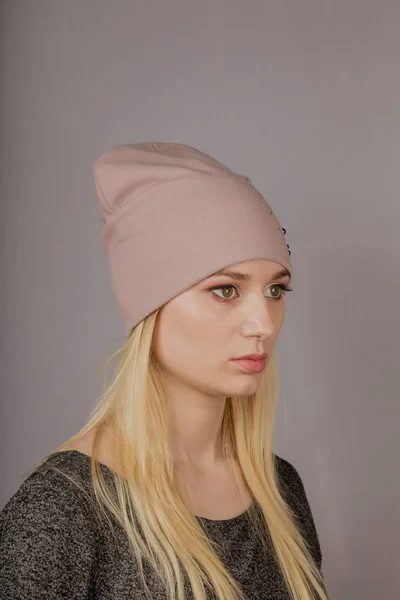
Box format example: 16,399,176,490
209,268,291,281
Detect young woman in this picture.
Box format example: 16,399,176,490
0,142,329,600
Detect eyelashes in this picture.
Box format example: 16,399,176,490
208,283,293,302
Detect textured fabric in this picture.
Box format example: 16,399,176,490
93,142,293,335
0,450,326,599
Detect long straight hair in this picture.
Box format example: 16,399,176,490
32,308,328,600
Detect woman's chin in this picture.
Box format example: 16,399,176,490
223,376,263,398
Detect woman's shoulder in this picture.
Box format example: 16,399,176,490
273,452,306,488
272,452,323,567
2,450,100,510
0,450,103,539
272,452,317,511
0,451,102,597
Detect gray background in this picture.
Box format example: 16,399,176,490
1,1,399,598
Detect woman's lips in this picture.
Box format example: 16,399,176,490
231,358,266,374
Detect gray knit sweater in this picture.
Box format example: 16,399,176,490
0,450,327,599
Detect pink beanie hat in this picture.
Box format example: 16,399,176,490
93,142,292,336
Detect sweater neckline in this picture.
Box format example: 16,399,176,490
50,450,256,525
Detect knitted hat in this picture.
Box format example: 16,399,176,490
93,142,292,336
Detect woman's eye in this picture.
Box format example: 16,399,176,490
211,285,238,299
269,285,284,299
209,284,292,301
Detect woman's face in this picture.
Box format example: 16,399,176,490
152,259,291,399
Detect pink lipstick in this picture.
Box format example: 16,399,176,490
231,352,267,374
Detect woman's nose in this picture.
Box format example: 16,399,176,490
242,308,277,338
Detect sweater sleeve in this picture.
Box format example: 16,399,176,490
0,467,98,600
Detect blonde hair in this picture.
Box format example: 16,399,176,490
31,308,328,600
